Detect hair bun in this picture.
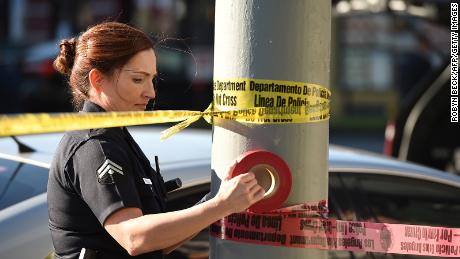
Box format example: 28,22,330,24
54,38,77,75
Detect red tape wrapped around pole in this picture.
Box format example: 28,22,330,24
219,151,460,257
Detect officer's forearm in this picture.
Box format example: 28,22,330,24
123,196,230,256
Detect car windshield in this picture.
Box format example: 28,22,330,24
0,159,48,210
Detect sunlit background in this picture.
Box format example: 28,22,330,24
0,0,456,173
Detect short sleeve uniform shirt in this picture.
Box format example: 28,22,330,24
47,101,167,259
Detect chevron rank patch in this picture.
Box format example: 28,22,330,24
97,159,124,184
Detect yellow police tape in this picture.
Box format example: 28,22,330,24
0,78,330,139
213,78,330,113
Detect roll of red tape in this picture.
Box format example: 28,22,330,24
230,150,292,213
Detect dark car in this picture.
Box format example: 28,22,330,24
384,62,460,176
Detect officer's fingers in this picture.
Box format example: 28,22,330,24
228,172,247,183
250,185,265,202
244,178,258,191
237,171,255,182
249,183,263,193
224,161,238,181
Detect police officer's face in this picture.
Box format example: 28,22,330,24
102,48,157,112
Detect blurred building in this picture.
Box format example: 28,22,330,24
0,0,452,133
0,0,215,113
331,11,449,131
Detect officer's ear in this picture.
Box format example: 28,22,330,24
88,68,105,93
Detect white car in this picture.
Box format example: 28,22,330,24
1,127,460,259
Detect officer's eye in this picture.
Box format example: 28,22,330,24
133,78,143,84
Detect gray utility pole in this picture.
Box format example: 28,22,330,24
210,0,331,258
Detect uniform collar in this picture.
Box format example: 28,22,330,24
81,100,106,112
81,101,125,137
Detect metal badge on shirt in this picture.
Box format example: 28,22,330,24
97,159,123,184
143,178,152,185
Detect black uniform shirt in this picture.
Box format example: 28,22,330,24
47,101,167,259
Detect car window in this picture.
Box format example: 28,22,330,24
0,159,48,210
329,172,460,227
0,159,20,200
328,172,460,259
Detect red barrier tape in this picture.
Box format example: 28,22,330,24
231,150,292,213
210,201,460,257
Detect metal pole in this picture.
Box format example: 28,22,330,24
210,0,331,258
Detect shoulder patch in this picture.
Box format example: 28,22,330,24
97,159,124,184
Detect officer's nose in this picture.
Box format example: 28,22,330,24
145,80,156,100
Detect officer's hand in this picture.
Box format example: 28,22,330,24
216,170,265,214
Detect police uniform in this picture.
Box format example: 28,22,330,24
47,101,167,259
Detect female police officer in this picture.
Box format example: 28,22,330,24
47,22,265,259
